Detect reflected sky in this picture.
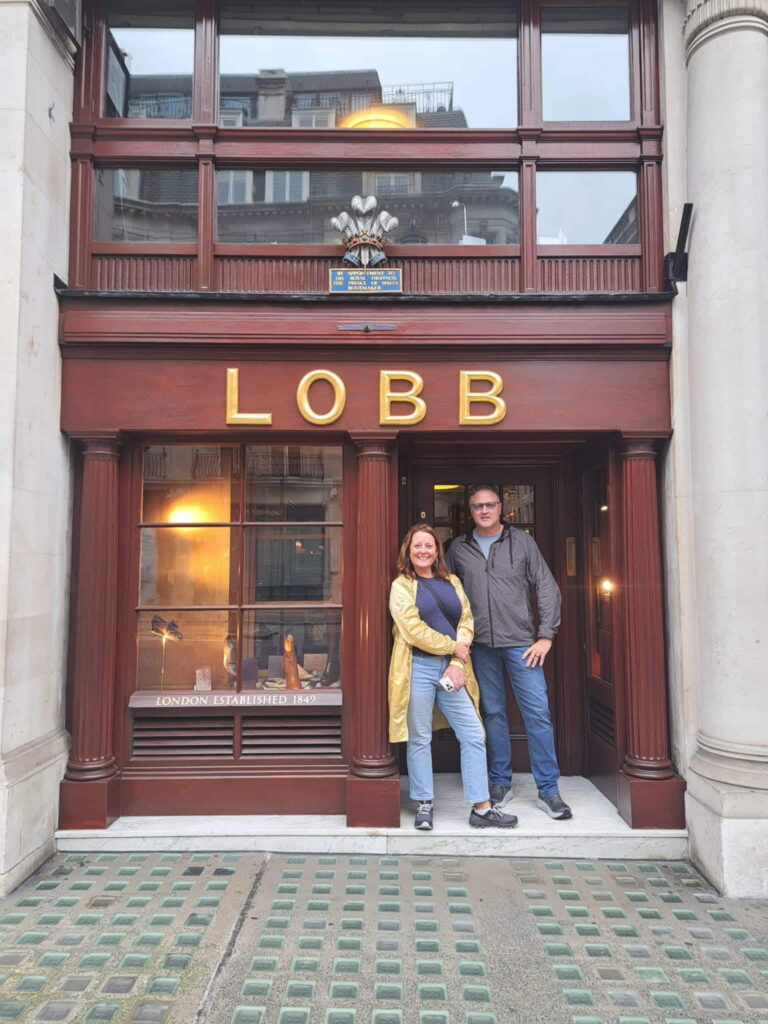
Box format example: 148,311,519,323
537,171,637,244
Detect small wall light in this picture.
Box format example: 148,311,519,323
598,578,614,594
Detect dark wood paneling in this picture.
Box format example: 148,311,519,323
540,257,642,292
241,714,343,759
93,256,196,291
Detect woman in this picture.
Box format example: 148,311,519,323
388,524,519,831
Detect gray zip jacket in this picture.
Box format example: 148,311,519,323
445,526,561,648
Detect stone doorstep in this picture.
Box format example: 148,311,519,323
55,776,688,860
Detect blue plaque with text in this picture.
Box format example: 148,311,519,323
329,268,403,294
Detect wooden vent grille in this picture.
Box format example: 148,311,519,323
241,715,342,759
588,697,616,747
132,716,235,758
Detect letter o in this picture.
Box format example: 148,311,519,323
296,370,347,425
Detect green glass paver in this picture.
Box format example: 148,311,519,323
447,888,468,897
257,935,284,949
130,899,153,909
371,1013,401,1024
416,961,443,976
326,1013,355,1024
419,984,447,1000
466,1016,498,1024
459,962,487,977
637,909,663,919
298,937,323,950
149,915,174,926
709,910,736,922
567,908,590,918
250,957,278,971
37,954,68,968
602,907,627,919
242,980,272,997
531,906,554,917
286,981,316,998
558,890,580,901
148,978,180,995
378,903,400,913
419,1014,450,1024
121,954,150,969
333,959,360,974
584,944,612,958
575,925,601,936
455,941,480,954
337,938,361,951
545,943,574,956
313,886,332,895
719,968,751,984
232,1011,265,1024
564,990,596,1006
174,883,195,892
570,1018,604,1024
15,976,48,992
626,892,649,903
662,946,694,960
538,923,564,935
264,916,290,929
555,966,584,981
375,960,401,975
0,1004,29,1021
175,933,202,947
374,983,402,999
85,1006,119,1022
162,954,191,970
415,920,438,933
329,983,358,999
17,930,48,944
291,958,318,972
651,992,685,1009
676,968,711,983
613,926,639,938
462,986,491,1002
79,955,110,968
741,948,768,961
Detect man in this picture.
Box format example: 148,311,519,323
446,485,572,820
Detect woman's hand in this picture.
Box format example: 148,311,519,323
445,664,467,690
453,641,470,663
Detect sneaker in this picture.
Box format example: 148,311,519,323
469,805,518,829
536,791,572,820
489,783,511,806
414,801,434,830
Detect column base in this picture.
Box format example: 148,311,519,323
617,771,686,829
59,776,121,830
686,770,768,897
346,774,401,828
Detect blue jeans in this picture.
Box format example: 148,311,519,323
406,651,490,805
471,644,560,795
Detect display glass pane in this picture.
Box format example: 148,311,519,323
219,0,517,130
503,485,535,525
243,527,342,603
245,446,343,521
241,609,342,690
135,610,236,692
217,168,519,244
541,5,630,121
139,527,235,607
536,171,638,244
142,446,238,523
94,168,199,243
104,1,194,119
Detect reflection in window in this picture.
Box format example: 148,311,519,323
93,167,198,242
219,0,517,130
536,171,638,244
216,168,519,245
542,5,630,121
136,445,344,693
104,1,194,119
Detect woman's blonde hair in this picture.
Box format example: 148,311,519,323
396,524,452,581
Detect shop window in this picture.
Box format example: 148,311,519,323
216,168,520,245
536,171,638,244
104,1,194,119
218,0,518,129
541,5,630,121
136,444,343,694
93,167,198,242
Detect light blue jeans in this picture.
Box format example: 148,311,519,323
406,650,490,805
471,644,561,795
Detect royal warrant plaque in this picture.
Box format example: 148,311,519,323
329,268,403,294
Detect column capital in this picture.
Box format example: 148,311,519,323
349,431,397,456
72,433,122,458
620,437,658,460
685,0,768,57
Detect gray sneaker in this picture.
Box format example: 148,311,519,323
469,805,518,829
414,801,434,830
536,791,572,820
489,783,511,806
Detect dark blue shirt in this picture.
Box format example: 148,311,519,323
415,578,462,640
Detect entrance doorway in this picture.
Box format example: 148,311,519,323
405,456,568,775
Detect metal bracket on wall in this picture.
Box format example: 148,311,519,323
664,202,693,286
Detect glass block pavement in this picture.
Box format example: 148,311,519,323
0,853,765,1023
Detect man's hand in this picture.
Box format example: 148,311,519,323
522,638,552,668
453,641,470,663
445,663,467,690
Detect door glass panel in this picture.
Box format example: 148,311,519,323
503,484,535,535
433,484,465,544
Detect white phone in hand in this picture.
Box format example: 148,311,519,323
438,675,455,692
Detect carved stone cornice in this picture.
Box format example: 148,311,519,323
685,0,768,57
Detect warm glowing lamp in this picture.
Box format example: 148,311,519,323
168,504,206,525
599,578,614,594
150,614,184,690
339,105,413,130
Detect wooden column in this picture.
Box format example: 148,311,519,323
617,438,685,828
59,435,121,828
346,434,401,827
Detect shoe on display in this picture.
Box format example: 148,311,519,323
414,801,434,830
489,783,511,806
469,805,518,829
536,791,573,819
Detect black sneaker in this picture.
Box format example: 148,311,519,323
489,783,511,806
536,791,572,819
414,801,434,830
469,805,518,829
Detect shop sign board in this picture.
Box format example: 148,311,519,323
329,269,402,294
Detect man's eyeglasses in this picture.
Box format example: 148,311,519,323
470,501,500,511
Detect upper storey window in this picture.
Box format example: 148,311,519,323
218,0,519,129
105,1,195,119
541,5,630,121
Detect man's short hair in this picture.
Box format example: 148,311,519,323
468,484,500,501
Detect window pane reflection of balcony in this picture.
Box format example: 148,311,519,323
219,0,517,130
139,527,234,608
94,168,199,243
243,527,342,604
241,609,342,691
245,446,343,521
537,171,638,245
142,446,238,523
104,1,194,119
136,610,235,692
217,169,519,245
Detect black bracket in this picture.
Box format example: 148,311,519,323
664,202,693,286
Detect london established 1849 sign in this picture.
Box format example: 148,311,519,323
329,194,402,294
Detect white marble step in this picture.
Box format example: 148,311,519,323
56,774,688,859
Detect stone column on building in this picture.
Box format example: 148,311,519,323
683,0,768,895
618,439,686,827
59,436,122,828
346,434,401,826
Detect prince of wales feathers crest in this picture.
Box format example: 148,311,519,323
330,194,399,267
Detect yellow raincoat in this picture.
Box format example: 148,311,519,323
387,574,482,744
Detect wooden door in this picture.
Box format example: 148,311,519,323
412,467,557,774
